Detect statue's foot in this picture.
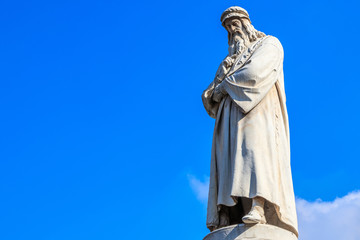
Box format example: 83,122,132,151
209,226,217,232
242,207,266,224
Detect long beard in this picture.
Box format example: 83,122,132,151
228,32,246,56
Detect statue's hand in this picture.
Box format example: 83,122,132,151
223,56,235,68
215,56,235,83
215,63,229,83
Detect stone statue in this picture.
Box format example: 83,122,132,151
202,6,298,239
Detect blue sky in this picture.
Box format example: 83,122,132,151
1,0,360,239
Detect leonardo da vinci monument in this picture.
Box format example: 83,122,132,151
202,6,298,240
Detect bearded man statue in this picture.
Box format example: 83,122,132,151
202,6,298,237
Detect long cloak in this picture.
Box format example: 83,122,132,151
202,36,298,236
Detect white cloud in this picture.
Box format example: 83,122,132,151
187,174,209,203
188,175,360,240
296,191,360,240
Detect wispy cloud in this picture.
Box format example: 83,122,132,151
187,174,209,203
188,175,360,240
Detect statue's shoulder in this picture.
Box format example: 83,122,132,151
261,35,283,53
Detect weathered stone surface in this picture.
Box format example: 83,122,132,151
203,224,298,240
202,6,298,237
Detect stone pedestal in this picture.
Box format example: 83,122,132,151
203,224,297,240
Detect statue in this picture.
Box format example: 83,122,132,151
202,6,298,238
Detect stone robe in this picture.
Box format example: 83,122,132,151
202,36,298,236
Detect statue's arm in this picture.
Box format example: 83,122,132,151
211,56,235,102
217,38,284,114
201,57,234,118
201,81,219,119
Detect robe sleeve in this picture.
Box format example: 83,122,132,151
201,81,220,119
219,37,284,114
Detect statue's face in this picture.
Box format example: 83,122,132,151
224,18,243,35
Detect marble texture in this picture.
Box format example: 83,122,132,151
203,224,297,240
202,6,298,238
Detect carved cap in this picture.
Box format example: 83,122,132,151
220,6,251,25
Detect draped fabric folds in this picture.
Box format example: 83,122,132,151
202,36,298,236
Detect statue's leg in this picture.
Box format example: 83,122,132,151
219,205,230,228
228,197,246,225
242,196,266,224
210,204,239,232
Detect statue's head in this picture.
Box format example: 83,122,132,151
221,6,265,55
